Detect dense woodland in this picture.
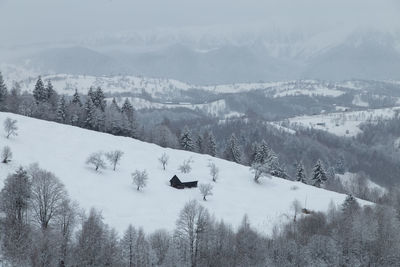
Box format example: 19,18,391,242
1,74,400,265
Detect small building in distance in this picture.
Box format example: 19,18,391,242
170,175,198,189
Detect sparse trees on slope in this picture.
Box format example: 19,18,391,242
132,169,148,191
86,152,106,171
208,162,219,182
199,183,213,201
3,117,18,138
105,150,124,171
311,160,328,187
158,152,169,170
180,126,195,151
1,145,12,163
224,133,242,163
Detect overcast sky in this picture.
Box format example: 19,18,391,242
0,0,399,46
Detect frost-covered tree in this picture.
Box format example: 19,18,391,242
296,162,307,184
150,229,170,266
223,133,242,163
132,169,148,191
311,160,328,187
179,158,193,174
208,162,219,182
250,162,270,183
335,155,346,174
29,164,68,229
199,183,213,201
175,200,210,267
0,72,8,110
4,117,18,138
86,152,106,171
45,80,57,104
56,95,67,123
158,152,169,170
121,224,137,267
33,76,46,103
0,167,31,265
2,145,12,163
105,150,124,171
180,126,195,151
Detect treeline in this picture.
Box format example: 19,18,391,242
1,165,400,266
0,74,398,191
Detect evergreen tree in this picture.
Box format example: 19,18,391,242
56,96,67,123
93,87,106,111
224,133,242,163
335,155,346,174
121,98,134,121
296,162,307,183
0,72,8,110
72,89,81,106
311,160,328,187
180,126,195,151
45,80,56,102
207,131,217,157
33,76,46,103
196,134,203,153
83,98,96,129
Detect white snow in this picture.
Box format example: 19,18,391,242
0,113,370,235
286,107,400,137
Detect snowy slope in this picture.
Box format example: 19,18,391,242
0,113,368,235
286,107,400,137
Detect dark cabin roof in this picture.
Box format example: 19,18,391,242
170,175,182,185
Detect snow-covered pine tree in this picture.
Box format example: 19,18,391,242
45,80,56,102
121,98,134,120
72,89,82,106
83,98,96,129
196,134,203,153
33,76,46,103
224,133,242,163
180,126,195,151
311,159,328,187
93,87,106,111
0,72,8,110
335,155,346,174
56,96,67,123
296,162,307,183
207,131,217,157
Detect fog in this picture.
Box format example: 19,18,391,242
0,0,399,46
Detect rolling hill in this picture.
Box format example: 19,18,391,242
0,112,368,235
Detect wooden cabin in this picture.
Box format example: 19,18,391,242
170,175,198,189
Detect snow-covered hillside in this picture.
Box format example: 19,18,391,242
285,107,400,137
0,112,367,235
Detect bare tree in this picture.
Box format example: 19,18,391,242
175,200,210,267
132,170,148,191
149,229,170,265
1,145,12,163
29,164,68,230
86,152,106,171
208,162,219,182
199,183,213,201
158,152,169,170
105,150,124,171
179,158,193,174
4,117,18,139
